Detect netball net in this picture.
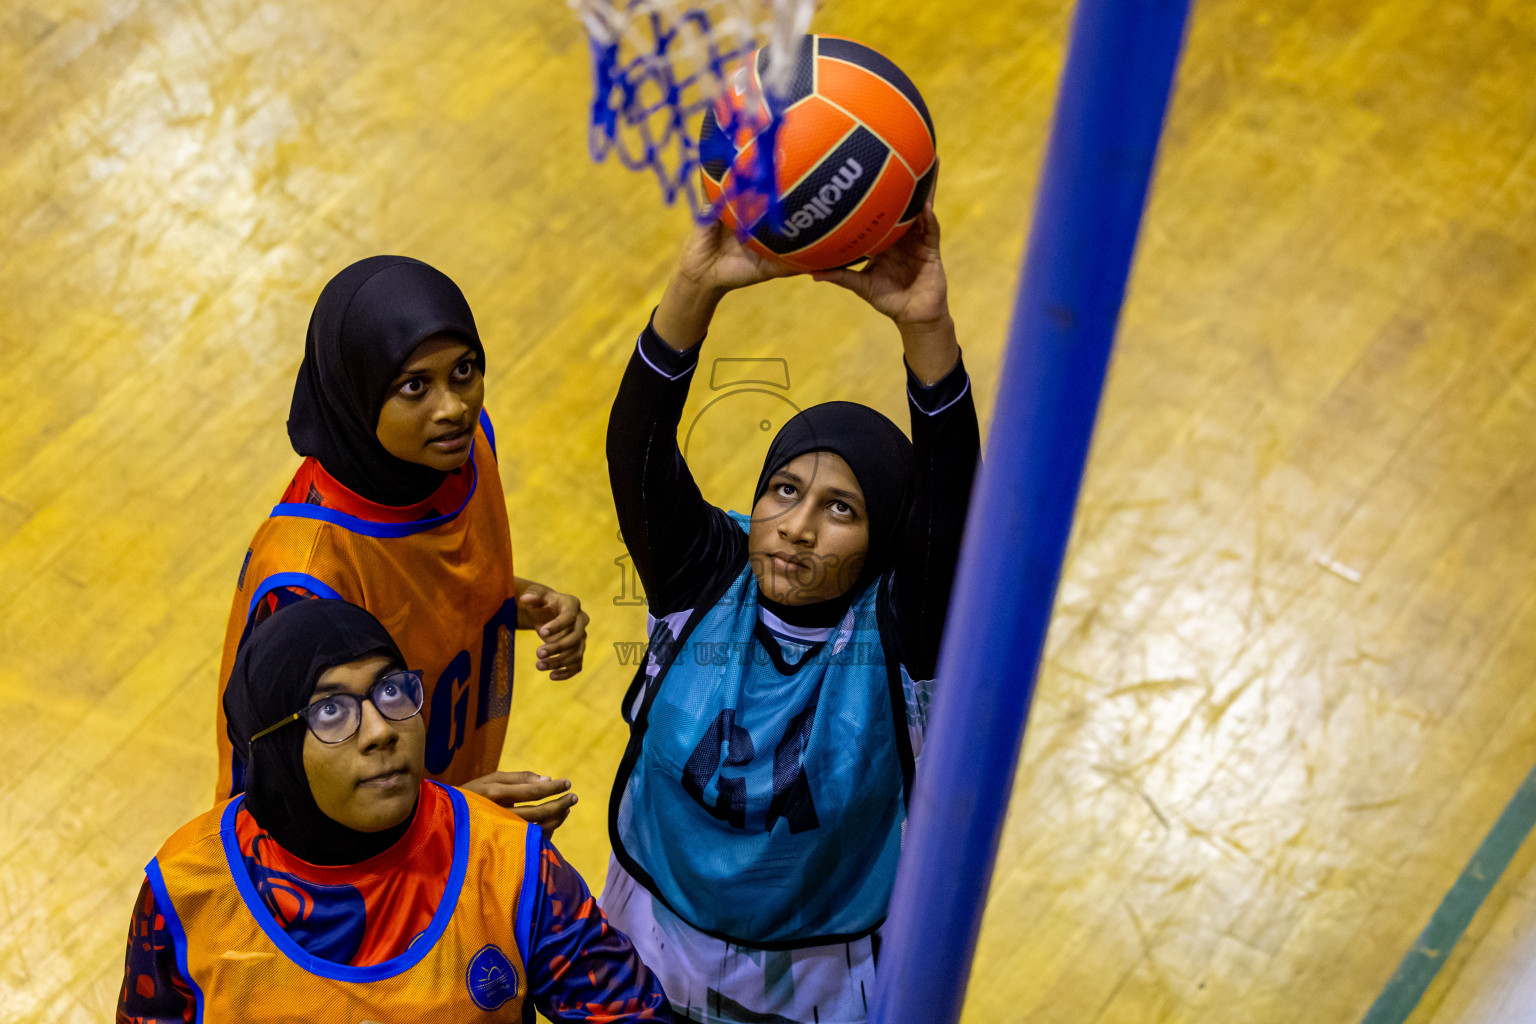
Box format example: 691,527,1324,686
567,0,813,219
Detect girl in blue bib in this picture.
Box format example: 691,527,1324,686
602,183,980,1023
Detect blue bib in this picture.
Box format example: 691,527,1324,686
612,515,912,947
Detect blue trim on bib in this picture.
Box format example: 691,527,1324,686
145,858,207,1024
513,826,540,957
219,781,471,982
268,444,480,538
244,572,343,619
478,409,497,459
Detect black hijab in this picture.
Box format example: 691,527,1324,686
223,599,414,866
288,256,484,506
752,401,914,625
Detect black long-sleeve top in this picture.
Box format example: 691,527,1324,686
606,316,979,683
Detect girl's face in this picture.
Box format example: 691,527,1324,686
748,452,871,606
302,655,426,833
375,334,484,472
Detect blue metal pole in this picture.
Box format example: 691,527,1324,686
869,2,1193,1021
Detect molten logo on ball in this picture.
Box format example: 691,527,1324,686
699,34,937,272
780,158,864,239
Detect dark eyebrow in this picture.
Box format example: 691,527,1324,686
394,343,476,382
310,681,356,697
772,468,807,486
826,487,864,507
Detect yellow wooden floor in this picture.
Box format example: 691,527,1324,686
4,0,1536,1020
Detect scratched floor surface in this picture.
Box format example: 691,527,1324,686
3,0,1536,1020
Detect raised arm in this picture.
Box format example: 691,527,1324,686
894,349,979,679
812,168,979,678
606,220,799,615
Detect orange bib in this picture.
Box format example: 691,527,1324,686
215,414,516,799
147,783,536,1023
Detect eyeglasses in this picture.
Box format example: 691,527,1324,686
250,670,426,746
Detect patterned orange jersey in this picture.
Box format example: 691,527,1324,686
215,412,516,799
146,782,536,1022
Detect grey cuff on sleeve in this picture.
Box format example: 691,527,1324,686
637,310,702,381
906,353,971,416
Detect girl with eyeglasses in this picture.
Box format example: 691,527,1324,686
121,599,671,1023
214,256,587,828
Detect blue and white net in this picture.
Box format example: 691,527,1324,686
569,0,812,223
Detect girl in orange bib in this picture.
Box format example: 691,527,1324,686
215,256,587,824
122,599,670,1023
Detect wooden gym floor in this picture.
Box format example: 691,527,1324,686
3,0,1536,1020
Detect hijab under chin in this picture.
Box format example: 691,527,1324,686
752,401,915,623
288,256,485,507
223,599,413,866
